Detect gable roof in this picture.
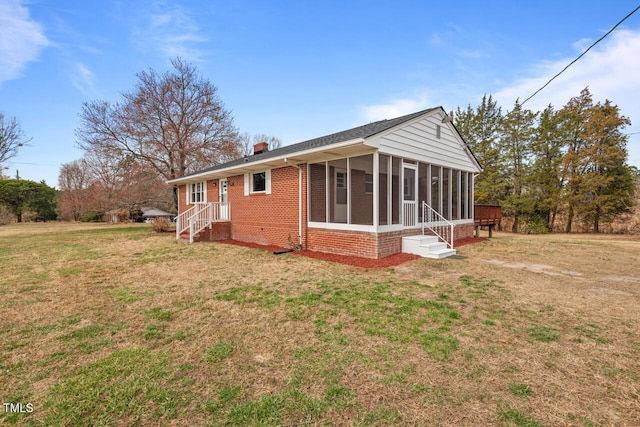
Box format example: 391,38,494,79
168,107,478,184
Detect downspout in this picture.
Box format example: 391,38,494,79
284,158,303,247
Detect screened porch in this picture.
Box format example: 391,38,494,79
308,153,474,230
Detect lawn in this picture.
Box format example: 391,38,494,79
1,222,639,426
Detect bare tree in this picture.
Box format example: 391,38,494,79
58,159,89,221
0,112,31,167
76,57,240,210
239,133,282,157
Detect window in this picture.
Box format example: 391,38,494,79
189,181,206,204
365,173,373,194
252,172,266,192
244,170,271,195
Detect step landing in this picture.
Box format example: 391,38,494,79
401,235,456,259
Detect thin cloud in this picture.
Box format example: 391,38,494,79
496,29,640,111
132,3,208,61
359,93,434,122
0,0,50,83
494,28,640,166
71,63,96,96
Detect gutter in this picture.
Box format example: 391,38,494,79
284,158,303,247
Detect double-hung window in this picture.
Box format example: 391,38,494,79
188,181,206,204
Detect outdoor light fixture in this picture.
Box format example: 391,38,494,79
228,181,234,186
212,182,217,187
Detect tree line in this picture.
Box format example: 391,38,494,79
455,88,638,233
2,59,637,231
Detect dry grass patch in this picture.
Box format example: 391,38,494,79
1,224,639,426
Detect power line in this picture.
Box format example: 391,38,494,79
521,4,640,106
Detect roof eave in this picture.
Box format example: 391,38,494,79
166,137,367,185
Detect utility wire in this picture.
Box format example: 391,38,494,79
521,4,640,106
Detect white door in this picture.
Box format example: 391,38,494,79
403,165,418,227
219,179,229,220
334,169,347,223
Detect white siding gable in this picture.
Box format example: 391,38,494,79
366,113,481,172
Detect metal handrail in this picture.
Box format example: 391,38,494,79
421,201,455,249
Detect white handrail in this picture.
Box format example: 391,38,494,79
181,202,231,243
176,205,196,239
421,201,455,249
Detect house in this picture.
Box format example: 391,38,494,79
141,207,174,222
167,107,482,259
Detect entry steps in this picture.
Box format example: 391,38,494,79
401,235,456,259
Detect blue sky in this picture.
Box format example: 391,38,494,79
2,0,640,186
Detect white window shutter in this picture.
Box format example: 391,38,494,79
244,173,249,196
186,184,191,205
203,181,207,202
266,170,271,194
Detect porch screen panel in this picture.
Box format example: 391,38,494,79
452,170,459,220
350,154,373,225
328,158,348,223
309,163,327,222
418,163,428,222
468,173,474,219
442,168,450,219
391,157,401,224
431,165,441,215
378,155,389,225
461,172,468,219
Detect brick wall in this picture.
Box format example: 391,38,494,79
307,228,379,258
198,221,230,241
228,165,304,249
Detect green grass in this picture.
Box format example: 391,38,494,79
496,402,543,427
43,347,187,425
206,341,234,364
1,223,639,426
527,325,561,342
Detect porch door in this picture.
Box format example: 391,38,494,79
219,179,229,220
334,168,347,223
402,165,418,227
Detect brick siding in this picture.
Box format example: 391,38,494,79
179,165,475,259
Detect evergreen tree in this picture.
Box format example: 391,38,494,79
455,95,505,204
556,88,594,233
500,100,537,232
0,179,57,222
576,100,635,231
529,105,564,231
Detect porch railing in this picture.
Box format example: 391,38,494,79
403,200,418,227
421,201,455,249
175,205,196,240
176,202,231,242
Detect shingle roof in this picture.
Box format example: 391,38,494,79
179,107,439,179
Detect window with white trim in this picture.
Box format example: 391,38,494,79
244,170,271,195
252,172,266,192
188,181,206,204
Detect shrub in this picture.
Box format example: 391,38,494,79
152,218,171,233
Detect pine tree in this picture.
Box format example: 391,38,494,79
557,88,594,233
577,100,635,231
500,100,537,232
455,95,505,204
529,105,564,231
